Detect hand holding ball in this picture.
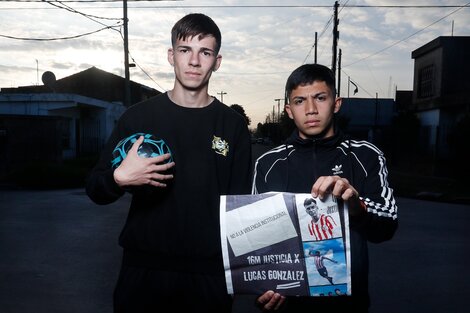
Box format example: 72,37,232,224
111,133,173,169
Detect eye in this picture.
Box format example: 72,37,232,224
315,94,327,102
178,48,189,53
293,98,304,105
201,50,214,57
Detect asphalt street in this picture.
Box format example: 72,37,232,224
0,188,468,313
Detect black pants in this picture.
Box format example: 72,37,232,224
113,265,232,313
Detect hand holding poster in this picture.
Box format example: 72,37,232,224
220,192,351,297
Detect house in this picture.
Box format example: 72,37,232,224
1,66,159,105
411,36,470,158
0,67,161,179
337,97,396,143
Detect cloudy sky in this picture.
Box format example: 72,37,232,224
1,0,469,126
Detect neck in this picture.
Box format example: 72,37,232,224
168,86,213,108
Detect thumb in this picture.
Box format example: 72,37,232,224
127,135,144,157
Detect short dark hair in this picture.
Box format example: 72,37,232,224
285,64,336,101
171,13,222,54
309,249,320,256
304,197,317,208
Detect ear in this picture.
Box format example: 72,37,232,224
333,97,342,113
167,48,174,66
213,54,222,72
285,104,294,119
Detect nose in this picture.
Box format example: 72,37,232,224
189,51,200,67
305,97,318,115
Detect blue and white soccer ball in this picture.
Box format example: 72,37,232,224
111,133,173,169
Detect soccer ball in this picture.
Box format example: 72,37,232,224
111,133,173,169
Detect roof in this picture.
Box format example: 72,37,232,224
411,36,470,59
0,66,160,105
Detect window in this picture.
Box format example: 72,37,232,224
418,64,434,98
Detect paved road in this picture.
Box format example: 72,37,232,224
0,189,468,312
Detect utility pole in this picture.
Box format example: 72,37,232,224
375,92,379,128
331,1,339,82
217,91,227,103
314,32,318,64
123,0,131,107
348,76,351,98
274,98,282,123
337,49,342,97
36,59,39,85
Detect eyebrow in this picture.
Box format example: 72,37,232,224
292,91,328,100
176,45,215,53
312,91,328,98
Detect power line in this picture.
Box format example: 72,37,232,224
343,2,470,67
2,1,468,8
43,0,122,22
0,23,121,41
0,0,124,41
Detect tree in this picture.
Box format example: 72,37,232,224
230,104,251,126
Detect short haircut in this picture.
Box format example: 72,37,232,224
285,64,336,101
171,13,222,54
304,197,317,208
309,249,320,256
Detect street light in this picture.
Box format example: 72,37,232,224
217,91,227,103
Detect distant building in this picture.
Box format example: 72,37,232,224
395,90,413,113
0,67,161,179
411,36,470,158
337,97,396,142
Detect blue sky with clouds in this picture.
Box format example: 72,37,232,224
1,0,469,126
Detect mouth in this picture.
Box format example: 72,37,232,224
305,120,320,126
185,71,201,77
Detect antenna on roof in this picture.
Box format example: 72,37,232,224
36,59,39,85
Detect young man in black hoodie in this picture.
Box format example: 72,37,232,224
86,13,251,313
252,64,398,312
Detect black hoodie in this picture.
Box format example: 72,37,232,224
252,129,398,311
86,93,252,275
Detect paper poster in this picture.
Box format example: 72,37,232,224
220,192,351,297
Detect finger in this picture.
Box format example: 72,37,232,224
331,179,348,198
148,180,168,188
128,135,144,156
257,290,275,306
263,292,282,311
342,187,358,201
151,173,174,182
147,152,173,164
311,176,326,198
273,295,286,310
315,176,337,200
148,161,175,175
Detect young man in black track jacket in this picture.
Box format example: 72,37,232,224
252,64,398,313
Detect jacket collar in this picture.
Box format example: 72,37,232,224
286,128,344,150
